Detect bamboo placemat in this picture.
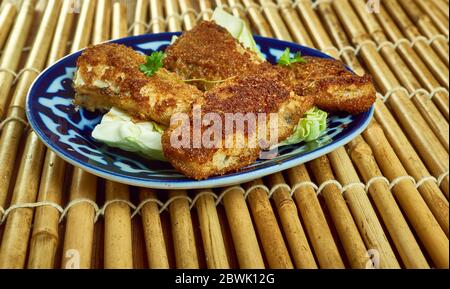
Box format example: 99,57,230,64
0,0,448,269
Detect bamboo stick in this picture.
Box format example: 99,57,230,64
61,170,97,269
349,0,448,149
293,0,337,54
150,0,165,33
368,1,449,119
70,0,96,52
258,0,291,40
398,0,449,64
0,0,33,118
0,133,46,268
242,0,272,36
308,156,368,269
199,0,213,20
61,0,98,269
139,189,170,268
348,136,430,268
276,0,314,46
285,165,344,268
413,0,449,36
242,179,293,269
1,0,24,9
178,0,197,30
0,2,16,50
133,0,149,35
265,173,317,269
327,147,401,269
27,151,65,269
168,190,199,268
104,181,133,269
194,190,230,269
46,0,75,65
432,0,449,18
332,0,450,198
363,122,449,268
92,0,111,44
382,0,449,87
221,186,265,268
309,3,358,73
165,0,182,31
112,0,127,39
27,0,75,269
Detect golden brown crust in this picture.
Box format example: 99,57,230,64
74,43,203,125
288,56,376,114
162,73,314,180
295,74,376,114
163,21,263,90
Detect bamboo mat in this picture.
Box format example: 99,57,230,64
0,0,448,269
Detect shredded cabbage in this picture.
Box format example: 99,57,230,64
212,7,265,60
278,107,328,147
92,108,166,161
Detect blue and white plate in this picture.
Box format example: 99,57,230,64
26,33,374,189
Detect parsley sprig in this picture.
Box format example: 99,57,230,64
277,48,306,66
139,51,165,76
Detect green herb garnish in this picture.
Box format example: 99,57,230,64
277,48,306,66
139,51,165,76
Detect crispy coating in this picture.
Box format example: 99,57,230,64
289,56,376,114
163,21,263,90
73,43,203,125
162,73,314,180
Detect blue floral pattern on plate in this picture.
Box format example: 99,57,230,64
26,33,374,189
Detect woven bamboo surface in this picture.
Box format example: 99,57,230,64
0,0,448,269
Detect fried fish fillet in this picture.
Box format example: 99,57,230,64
164,21,374,114
289,56,376,114
162,73,314,179
163,21,264,90
73,43,203,126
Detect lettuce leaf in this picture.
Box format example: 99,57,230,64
212,7,265,60
277,107,328,147
92,108,167,161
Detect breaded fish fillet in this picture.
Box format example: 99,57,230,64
162,73,314,179
289,56,376,114
163,21,264,90
73,43,203,126
163,21,374,115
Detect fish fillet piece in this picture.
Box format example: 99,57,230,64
73,43,203,126
289,56,376,114
163,21,264,90
162,73,314,179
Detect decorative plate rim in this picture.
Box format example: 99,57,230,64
26,33,374,189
